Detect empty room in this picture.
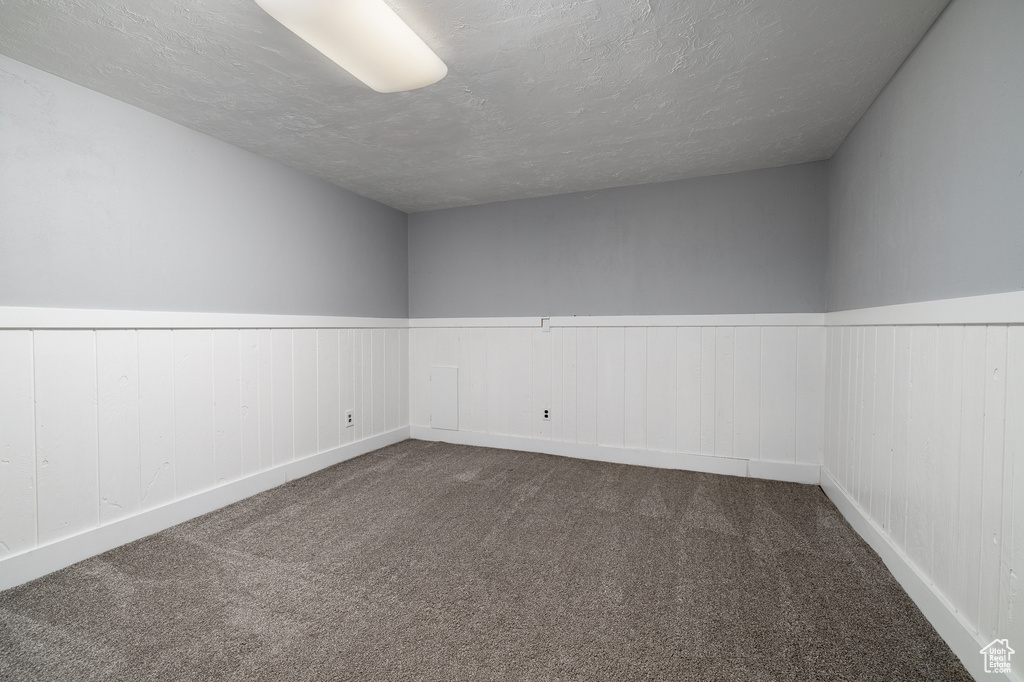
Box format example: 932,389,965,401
0,0,1021,679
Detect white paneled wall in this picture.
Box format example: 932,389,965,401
0,325,408,563
410,322,826,469
825,323,1024,678
5,298,1020,679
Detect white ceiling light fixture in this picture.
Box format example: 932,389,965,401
254,0,447,93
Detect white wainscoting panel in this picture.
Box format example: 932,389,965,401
317,329,341,453
354,331,366,438
645,327,676,453
429,366,460,431
173,329,216,497
409,322,826,475
271,328,295,466
560,327,578,443
239,329,261,477
0,323,408,590
340,330,355,446
138,330,176,510
213,329,243,486
293,328,319,459
0,331,36,555
371,329,386,437
676,328,702,456
34,330,99,545
97,329,142,523
824,322,1024,680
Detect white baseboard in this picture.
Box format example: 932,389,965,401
409,426,820,484
0,427,409,592
820,469,1016,682
747,459,820,485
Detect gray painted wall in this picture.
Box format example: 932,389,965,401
827,0,1024,311
0,55,408,318
408,163,828,318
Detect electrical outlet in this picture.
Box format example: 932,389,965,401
345,409,354,427
542,409,550,421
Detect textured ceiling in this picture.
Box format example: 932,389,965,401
0,0,949,213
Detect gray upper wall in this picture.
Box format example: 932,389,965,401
408,163,828,318
827,0,1024,311
0,55,409,318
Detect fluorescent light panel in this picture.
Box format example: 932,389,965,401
255,0,447,93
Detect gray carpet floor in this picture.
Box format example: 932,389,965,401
1,439,970,681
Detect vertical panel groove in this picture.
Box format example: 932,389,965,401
94,332,101,519
291,331,296,456
316,332,320,453
32,332,38,546
170,332,177,500
792,328,798,466
136,332,143,517
210,332,218,482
